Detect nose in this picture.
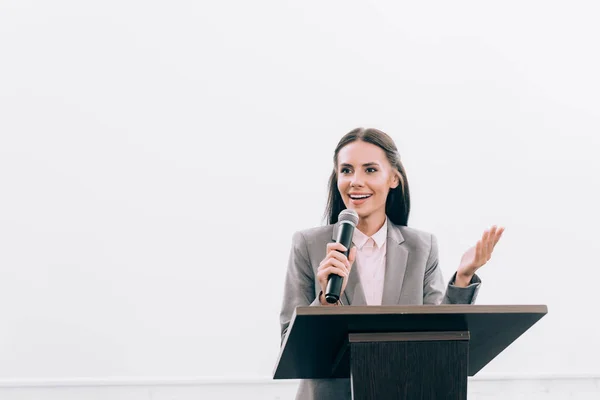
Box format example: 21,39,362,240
350,171,365,187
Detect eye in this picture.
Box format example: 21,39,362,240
366,167,378,173
340,167,351,174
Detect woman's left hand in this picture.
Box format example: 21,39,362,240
455,225,504,287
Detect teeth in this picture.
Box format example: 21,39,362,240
350,194,371,199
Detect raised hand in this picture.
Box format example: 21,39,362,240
455,225,504,286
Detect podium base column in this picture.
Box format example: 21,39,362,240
349,331,469,400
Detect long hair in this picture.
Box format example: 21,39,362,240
325,127,411,226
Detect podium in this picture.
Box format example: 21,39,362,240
273,305,547,399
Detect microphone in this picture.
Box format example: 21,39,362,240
325,209,359,304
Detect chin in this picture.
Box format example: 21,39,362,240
354,208,373,219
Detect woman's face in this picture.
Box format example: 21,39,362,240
336,140,399,223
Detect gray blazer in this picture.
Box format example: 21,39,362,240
279,219,481,400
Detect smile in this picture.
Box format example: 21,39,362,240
349,194,372,200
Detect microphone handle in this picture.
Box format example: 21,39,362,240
324,222,354,304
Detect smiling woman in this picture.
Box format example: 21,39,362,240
278,127,504,400
325,128,410,234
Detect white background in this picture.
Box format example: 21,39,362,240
1,0,599,389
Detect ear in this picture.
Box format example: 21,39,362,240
390,172,400,189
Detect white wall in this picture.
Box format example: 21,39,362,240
1,0,599,397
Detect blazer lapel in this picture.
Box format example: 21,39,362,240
343,257,367,306
381,222,408,305
332,222,367,306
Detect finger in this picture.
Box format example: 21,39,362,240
318,266,349,280
492,227,504,248
481,228,490,244
317,267,348,288
326,242,348,254
326,249,351,267
488,227,499,258
475,240,483,265
320,257,349,275
475,232,486,263
488,225,497,240
348,246,357,266
486,227,495,257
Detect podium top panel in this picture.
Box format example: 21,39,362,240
273,305,547,379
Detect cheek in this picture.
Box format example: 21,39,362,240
337,178,348,193
372,177,391,192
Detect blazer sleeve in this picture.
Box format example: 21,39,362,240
423,233,481,305
279,231,322,344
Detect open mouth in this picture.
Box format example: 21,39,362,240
349,194,372,200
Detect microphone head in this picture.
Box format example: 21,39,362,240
338,209,359,226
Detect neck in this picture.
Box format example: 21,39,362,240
356,212,386,237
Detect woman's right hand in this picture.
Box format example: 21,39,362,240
316,243,357,305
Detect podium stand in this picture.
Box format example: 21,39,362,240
273,305,547,399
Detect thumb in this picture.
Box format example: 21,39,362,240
348,246,357,265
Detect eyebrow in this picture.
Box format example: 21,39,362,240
340,162,381,168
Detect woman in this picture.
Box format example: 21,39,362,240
279,127,503,400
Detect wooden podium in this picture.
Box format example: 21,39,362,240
273,305,547,399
